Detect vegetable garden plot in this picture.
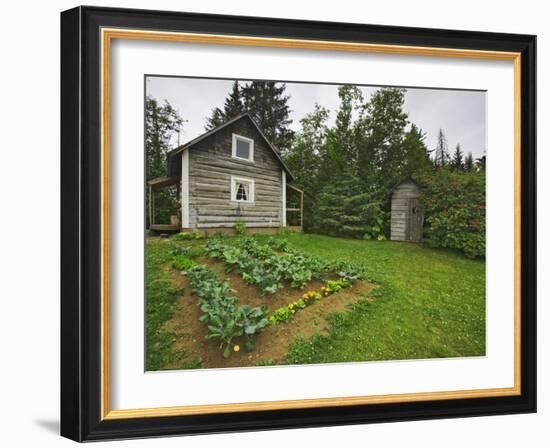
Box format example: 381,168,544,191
161,236,375,368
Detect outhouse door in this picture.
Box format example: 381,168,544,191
408,198,424,242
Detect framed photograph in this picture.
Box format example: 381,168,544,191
60,6,536,442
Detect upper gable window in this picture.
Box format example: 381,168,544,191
232,134,254,162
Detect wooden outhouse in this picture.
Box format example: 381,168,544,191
148,113,303,234
390,178,424,242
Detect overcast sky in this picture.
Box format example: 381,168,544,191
146,76,486,159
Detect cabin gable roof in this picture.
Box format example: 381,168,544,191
168,113,293,180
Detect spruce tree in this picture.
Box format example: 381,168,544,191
316,171,380,238
475,154,486,172
464,152,474,172
223,80,244,118
401,124,432,176
241,81,294,153
205,81,244,130
451,143,464,171
205,107,225,130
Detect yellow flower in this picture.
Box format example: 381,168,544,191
233,345,240,352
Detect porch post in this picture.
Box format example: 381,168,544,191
148,184,153,229
300,189,304,229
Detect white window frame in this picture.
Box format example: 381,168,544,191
231,133,254,162
230,176,255,203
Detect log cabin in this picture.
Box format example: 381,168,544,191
148,113,303,234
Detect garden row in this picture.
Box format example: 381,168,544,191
185,263,269,358
205,236,362,295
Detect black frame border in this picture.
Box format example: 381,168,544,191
61,6,536,442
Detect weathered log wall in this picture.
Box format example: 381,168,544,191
187,117,284,228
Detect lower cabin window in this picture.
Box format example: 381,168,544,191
231,176,254,203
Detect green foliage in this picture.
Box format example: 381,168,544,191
173,230,202,241
206,237,339,294
268,306,294,325
173,231,193,241
205,80,244,130
451,143,464,171
282,105,330,231
145,241,187,370
316,173,382,239
355,87,410,194
416,170,486,258
206,80,294,153
206,237,363,297
268,291,322,326
266,236,290,251
186,264,269,357
145,96,184,227
171,255,197,272
256,359,275,366
321,279,352,296
241,81,294,153
234,219,246,235
186,246,205,259
464,152,475,172
433,128,449,168
284,87,435,239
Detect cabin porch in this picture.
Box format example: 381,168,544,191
147,176,180,233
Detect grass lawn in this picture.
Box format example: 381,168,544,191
145,233,485,369
281,233,485,364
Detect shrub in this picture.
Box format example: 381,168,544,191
315,174,383,239
234,219,246,235
417,170,485,258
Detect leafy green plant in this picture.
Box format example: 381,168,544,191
171,255,197,272
321,278,352,296
169,245,189,256
173,231,193,241
205,236,360,296
417,170,485,258
234,219,246,235
332,261,364,282
256,359,275,366
185,264,268,357
266,237,290,252
268,306,294,325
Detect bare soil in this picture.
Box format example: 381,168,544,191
163,256,376,369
